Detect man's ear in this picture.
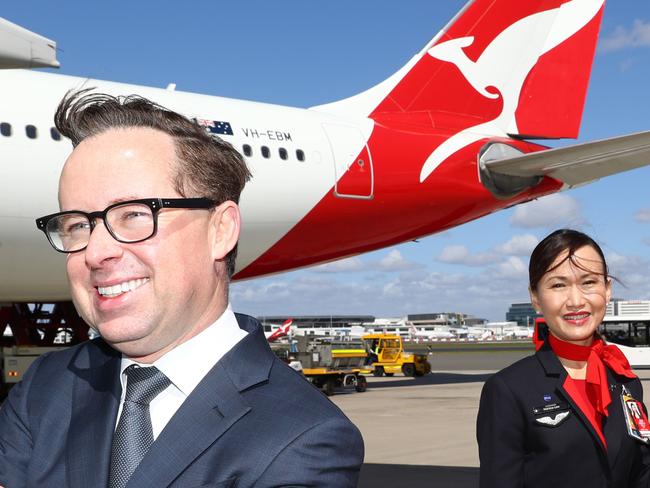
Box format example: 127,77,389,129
208,201,241,261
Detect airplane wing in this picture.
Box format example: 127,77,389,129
0,17,59,69
482,131,650,189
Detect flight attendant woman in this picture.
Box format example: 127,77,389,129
477,229,650,487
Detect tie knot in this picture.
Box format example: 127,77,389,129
123,365,170,405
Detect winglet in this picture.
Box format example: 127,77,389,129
0,17,60,69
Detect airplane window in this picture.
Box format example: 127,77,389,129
261,146,270,159
50,127,62,141
25,125,37,139
243,144,252,157
296,149,305,162
279,148,288,160
0,122,11,137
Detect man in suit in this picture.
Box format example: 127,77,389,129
0,90,364,487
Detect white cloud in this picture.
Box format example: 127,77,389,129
509,193,583,229
231,246,650,322
495,257,528,280
311,256,366,273
438,245,468,262
605,252,650,298
600,19,650,53
635,208,650,223
377,250,418,271
437,245,496,266
310,250,419,274
494,234,539,256
230,249,649,322
230,264,531,321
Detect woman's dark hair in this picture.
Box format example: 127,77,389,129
529,229,609,291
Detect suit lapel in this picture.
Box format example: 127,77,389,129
126,315,274,488
66,340,122,488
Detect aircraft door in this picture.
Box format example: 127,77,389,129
322,123,374,199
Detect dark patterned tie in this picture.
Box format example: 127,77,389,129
108,365,171,488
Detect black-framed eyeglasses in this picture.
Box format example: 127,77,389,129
35,197,216,253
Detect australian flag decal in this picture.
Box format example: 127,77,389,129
194,118,234,136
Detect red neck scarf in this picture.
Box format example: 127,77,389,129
533,325,636,416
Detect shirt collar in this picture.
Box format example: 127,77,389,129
118,304,247,396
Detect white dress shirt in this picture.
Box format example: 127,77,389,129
115,305,247,439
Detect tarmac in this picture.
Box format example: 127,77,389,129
331,348,650,488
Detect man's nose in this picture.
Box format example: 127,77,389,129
84,220,123,266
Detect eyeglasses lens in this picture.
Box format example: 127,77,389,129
46,203,155,252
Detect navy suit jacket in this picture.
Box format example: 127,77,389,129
0,314,364,487
477,340,650,488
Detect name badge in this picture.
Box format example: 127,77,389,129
621,385,650,444
533,402,571,427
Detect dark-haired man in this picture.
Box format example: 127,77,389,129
0,91,363,487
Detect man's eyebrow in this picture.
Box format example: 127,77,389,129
61,196,145,212
107,196,144,206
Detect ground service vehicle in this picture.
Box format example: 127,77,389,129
291,336,368,396
363,333,431,377
0,302,88,398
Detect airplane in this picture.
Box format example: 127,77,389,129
2,0,650,313
266,319,294,343
408,324,456,340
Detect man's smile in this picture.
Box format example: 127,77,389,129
96,278,149,298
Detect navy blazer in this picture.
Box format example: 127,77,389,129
0,314,364,487
477,341,650,488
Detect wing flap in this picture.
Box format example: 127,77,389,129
486,131,650,186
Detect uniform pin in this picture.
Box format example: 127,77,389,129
543,394,552,402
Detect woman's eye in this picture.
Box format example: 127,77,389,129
550,282,565,289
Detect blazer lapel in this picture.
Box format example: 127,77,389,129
66,339,122,488
126,316,274,487
537,346,609,454
603,372,625,469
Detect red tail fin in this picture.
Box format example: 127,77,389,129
267,319,293,343
315,0,605,140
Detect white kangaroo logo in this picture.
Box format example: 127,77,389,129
419,0,604,183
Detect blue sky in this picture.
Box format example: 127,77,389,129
6,1,650,321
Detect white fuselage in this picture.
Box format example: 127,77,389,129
0,69,372,301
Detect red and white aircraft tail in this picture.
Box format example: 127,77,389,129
315,0,605,181
266,319,294,343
